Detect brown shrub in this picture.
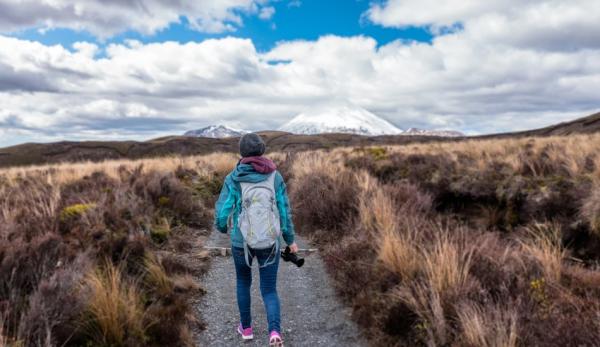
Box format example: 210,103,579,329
290,170,359,239
0,153,221,346
18,254,90,346
384,181,433,215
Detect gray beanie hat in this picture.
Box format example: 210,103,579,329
239,133,266,157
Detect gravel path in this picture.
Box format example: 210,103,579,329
194,231,366,347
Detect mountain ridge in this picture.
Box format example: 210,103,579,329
1,111,598,168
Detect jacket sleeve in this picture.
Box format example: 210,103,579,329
214,177,236,233
275,171,295,245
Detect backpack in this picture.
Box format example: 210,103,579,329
238,172,281,268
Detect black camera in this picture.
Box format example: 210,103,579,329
281,246,304,268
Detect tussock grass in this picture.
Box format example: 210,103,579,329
422,228,474,297
395,282,449,346
82,263,148,346
144,255,174,298
357,174,397,236
286,134,600,345
0,152,238,185
457,303,518,347
378,226,420,281
520,222,566,283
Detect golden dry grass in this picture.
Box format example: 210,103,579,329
354,174,423,280
457,303,518,347
144,255,174,298
395,282,449,346
289,150,346,181
336,133,600,178
422,228,474,296
520,222,566,283
0,152,239,186
82,263,148,346
378,227,421,280
356,173,396,235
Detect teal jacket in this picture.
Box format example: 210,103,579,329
214,163,295,248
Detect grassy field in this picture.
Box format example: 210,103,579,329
282,134,600,346
2,133,600,346
0,154,237,346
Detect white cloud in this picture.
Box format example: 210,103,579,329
366,0,600,51
0,29,598,147
259,6,276,20
0,0,599,146
0,0,270,37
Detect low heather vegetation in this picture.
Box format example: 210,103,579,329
0,154,237,346
284,134,600,346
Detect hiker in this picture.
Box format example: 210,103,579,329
214,133,297,347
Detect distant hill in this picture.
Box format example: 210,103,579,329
0,131,459,168
1,111,598,168
485,111,600,138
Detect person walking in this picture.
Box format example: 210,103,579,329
214,133,298,347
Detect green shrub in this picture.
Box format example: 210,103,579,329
367,146,388,161
157,196,170,207
60,203,96,221
150,218,171,244
192,175,223,201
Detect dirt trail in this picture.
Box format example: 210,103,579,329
194,230,366,347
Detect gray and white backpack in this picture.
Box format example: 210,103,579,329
238,172,281,267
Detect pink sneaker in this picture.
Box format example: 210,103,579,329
269,331,283,346
237,323,253,340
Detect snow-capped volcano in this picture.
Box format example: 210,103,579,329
280,105,403,136
184,125,248,138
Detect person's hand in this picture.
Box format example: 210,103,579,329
288,242,299,253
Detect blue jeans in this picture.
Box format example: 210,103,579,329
232,245,281,333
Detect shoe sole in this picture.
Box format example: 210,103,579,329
269,338,283,346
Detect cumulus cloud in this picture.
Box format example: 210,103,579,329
0,0,270,37
366,0,600,51
0,0,599,146
0,29,599,147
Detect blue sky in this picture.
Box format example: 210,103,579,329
11,0,432,53
0,0,598,147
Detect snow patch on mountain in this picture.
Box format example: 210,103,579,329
184,125,248,138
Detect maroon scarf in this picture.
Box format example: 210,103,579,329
240,156,277,174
